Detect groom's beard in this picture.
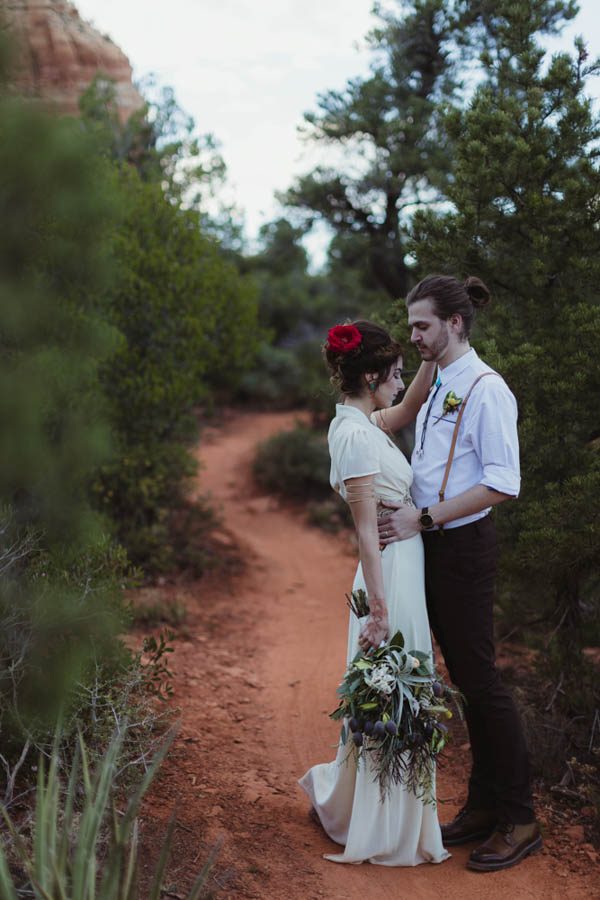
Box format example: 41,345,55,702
415,327,450,362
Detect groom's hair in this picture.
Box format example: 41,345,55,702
406,274,491,339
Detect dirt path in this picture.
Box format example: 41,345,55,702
141,410,599,899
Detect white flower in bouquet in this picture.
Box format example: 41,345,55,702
364,663,396,695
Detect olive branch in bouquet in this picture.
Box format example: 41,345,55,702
332,590,462,803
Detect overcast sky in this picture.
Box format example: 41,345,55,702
74,0,600,250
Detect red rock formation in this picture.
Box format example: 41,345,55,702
3,0,144,121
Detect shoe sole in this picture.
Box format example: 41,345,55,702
466,835,543,872
442,827,496,847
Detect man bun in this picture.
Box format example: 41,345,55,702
406,273,491,339
464,276,491,309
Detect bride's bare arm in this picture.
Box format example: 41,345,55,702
371,361,435,434
345,475,388,650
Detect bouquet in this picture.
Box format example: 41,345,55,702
331,590,458,802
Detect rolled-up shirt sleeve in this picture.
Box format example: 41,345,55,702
468,380,521,497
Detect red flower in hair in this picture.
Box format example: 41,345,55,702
327,324,362,353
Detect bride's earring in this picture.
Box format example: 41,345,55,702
369,381,377,392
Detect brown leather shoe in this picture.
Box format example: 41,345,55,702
467,822,543,871
441,806,498,846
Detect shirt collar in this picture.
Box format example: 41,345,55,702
437,348,478,386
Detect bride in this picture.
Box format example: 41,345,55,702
298,319,449,866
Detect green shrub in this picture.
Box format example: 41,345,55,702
76,76,261,571
236,338,336,418
0,52,173,803
236,343,305,408
306,497,353,533
0,521,173,807
95,166,259,570
129,589,187,627
291,339,337,425
253,426,331,500
0,72,140,767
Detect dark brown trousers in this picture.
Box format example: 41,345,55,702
422,515,535,824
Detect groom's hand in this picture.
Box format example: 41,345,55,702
378,501,420,543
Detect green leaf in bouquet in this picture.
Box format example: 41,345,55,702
359,701,380,710
431,730,448,754
387,630,405,650
353,659,372,671
340,723,348,745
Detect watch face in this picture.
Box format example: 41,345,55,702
420,513,434,528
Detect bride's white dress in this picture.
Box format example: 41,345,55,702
298,404,450,866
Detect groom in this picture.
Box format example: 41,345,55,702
378,274,541,872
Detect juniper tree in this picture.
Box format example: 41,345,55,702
410,0,600,662
282,0,471,298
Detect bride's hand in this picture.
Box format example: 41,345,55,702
358,596,389,651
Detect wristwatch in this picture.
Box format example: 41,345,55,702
419,507,435,530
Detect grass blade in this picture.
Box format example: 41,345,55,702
121,817,139,900
71,730,122,897
147,809,177,900
185,840,221,900
0,841,18,900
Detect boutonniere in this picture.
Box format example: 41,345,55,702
442,390,463,416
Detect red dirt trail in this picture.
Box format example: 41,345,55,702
141,410,599,899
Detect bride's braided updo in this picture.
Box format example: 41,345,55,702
324,320,402,396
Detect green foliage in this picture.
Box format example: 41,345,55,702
236,343,306,408
253,426,332,500
78,72,260,570
306,497,353,533
282,0,470,297
243,218,371,340
0,32,233,890
139,631,175,701
0,730,216,899
79,74,242,248
235,339,336,421
93,166,259,570
0,33,178,804
238,217,375,414
0,101,117,551
409,0,600,659
506,652,599,832
253,425,353,532
0,529,133,755
0,71,139,762
129,589,187,628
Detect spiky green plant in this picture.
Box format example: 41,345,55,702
0,730,215,899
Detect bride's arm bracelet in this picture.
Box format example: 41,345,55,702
346,482,376,503
344,475,386,606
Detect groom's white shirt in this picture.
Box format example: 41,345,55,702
411,348,520,529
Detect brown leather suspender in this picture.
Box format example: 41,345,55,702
438,372,497,505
